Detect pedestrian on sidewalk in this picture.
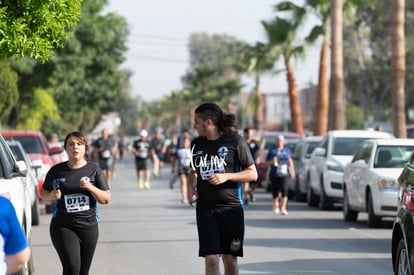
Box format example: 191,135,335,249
132,129,151,189
40,131,111,275
187,102,257,275
265,134,295,216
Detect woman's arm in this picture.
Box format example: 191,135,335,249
80,179,111,204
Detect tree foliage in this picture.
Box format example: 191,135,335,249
0,61,18,121
343,0,414,124
8,0,130,136
0,0,82,62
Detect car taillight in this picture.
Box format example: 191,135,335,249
403,191,414,211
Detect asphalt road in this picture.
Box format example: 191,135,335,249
31,154,394,275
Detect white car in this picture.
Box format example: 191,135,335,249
307,130,393,210
7,139,40,226
290,136,323,201
343,138,414,227
0,135,34,274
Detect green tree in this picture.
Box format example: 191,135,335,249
342,0,413,126
0,0,82,62
8,0,130,135
0,61,18,123
241,42,278,130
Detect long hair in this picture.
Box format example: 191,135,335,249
195,103,238,137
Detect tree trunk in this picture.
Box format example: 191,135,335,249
255,78,264,130
391,0,406,138
330,0,345,130
284,55,304,134
313,40,329,136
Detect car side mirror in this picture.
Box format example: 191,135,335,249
15,160,27,176
31,159,43,170
313,147,326,157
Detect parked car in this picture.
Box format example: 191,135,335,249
391,151,414,274
343,138,414,228
289,136,323,201
2,130,56,213
256,131,303,188
0,135,34,274
307,130,393,210
7,139,41,226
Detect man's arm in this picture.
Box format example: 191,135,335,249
6,246,31,273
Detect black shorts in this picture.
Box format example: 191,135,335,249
99,158,113,170
270,176,289,198
196,206,244,257
178,166,191,175
135,158,148,171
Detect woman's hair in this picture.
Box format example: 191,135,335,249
195,102,238,137
64,131,89,155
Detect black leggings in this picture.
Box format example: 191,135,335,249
50,219,99,275
270,176,289,198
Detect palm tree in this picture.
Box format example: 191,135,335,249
276,0,330,135
242,42,279,130
391,0,406,137
262,17,305,134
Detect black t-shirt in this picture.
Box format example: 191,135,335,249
150,137,164,154
247,139,259,159
132,139,151,160
95,137,115,160
191,134,255,209
43,161,109,228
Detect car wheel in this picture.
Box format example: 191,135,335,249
295,177,306,202
31,198,40,226
395,238,411,275
319,178,332,210
367,191,382,228
307,181,318,207
343,187,358,222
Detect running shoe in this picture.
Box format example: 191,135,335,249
138,181,144,189
144,182,150,189
281,208,288,216
273,207,280,214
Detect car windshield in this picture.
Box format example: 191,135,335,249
8,145,25,162
5,136,44,155
374,145,414,168
305,141,321,159
332,137,373,156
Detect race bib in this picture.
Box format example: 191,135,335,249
64,194,90,213
278,164,288,175
101,150,111,159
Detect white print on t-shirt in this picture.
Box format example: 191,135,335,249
190,145,227,180
64,194,90,213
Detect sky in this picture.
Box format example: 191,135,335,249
105,0,320,102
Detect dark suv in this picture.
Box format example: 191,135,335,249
392,152,414,274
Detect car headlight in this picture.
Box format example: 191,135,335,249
327,164,343,172
378,178,398,189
